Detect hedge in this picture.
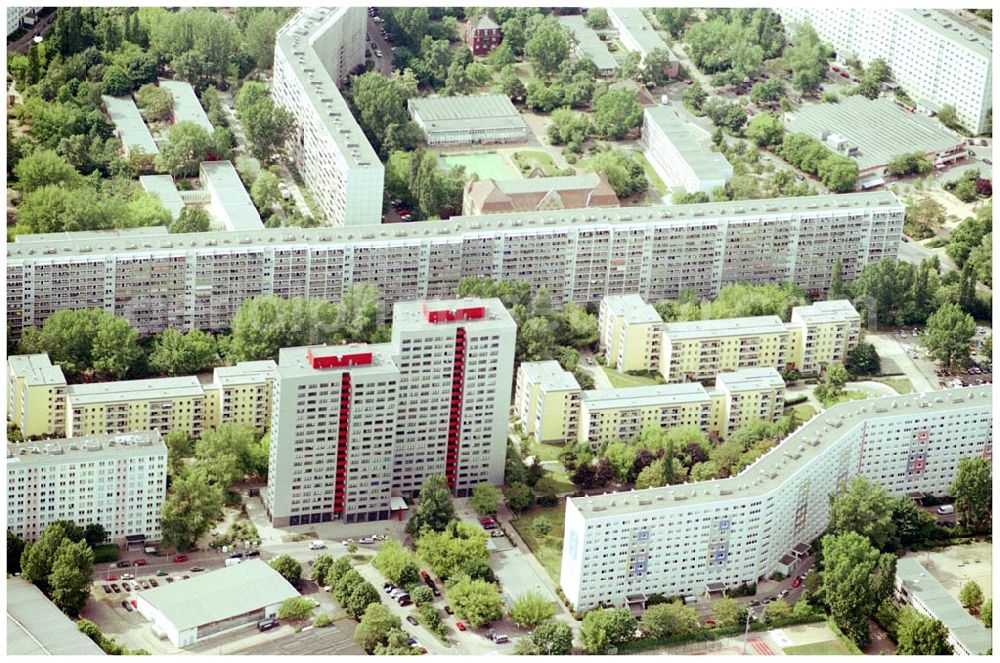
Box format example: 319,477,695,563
92,545,120,563
617,612,826,653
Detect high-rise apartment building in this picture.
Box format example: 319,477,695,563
6,193,903,340
778,9,992,134
560,386,992,610
272,7,383,226
391,299,517,498
7,431,168,544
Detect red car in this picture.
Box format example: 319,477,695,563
791,576,803,588
172,555,188,563
839,72,849,78
132,559,147,567
478,516,495,526
106,574,119,581
456,621,466,631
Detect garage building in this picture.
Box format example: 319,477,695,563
134,560,299,648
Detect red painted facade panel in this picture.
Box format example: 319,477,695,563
308,349,373,369
422,303,486,323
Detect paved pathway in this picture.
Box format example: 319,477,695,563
866,334,937,393
581,364,613,389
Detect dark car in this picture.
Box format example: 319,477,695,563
121,600,133,612
432,588,441,597
257,619,280,632
190,566,205,572
398,597,412,607
230,552,244,559
165,577,175,584
149,579,159,588
246,550,260,558
117,561,133,568
407,616,420,626
102,585,112,594
140,580,150,589
110,583,121,593
444,606,454,615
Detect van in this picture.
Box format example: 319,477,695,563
660,94,670,106
937,504,955,515
144,546,157,555
308,540,326,550
492,634,509,644
257,619,279,632
225,558,242,567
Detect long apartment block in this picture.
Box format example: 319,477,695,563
6,193,903,340
7,431,168,544
515,362,785,446
560,386,993,610
777,8,992,134
264,298,516,527
7,354,275,439
272,7,383,226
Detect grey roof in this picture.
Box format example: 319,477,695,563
491,172,603,195
6,577,106,655
213,361,277,387
7,431,166,467
137,560,300,632
67,376,204,405
662,315,790,341
199,161,264,232
520,361,580,392
277,343,397,379
609,8,669,56
570,385,991,516
790,299,860,326
583,382,710,410
6,192,902,260
409,95,527,134
644,106,733,183
902,9,992,58
604,294,662,325
393,298,517,334
713,367,785,393
13,226,170,244
896,557,993,655
101,94,159,155
274,8,380,169
140,175,185,221
7,354,66,386
158,79,214,133
784,96,964,172
559,15,619,72
471,14,499,31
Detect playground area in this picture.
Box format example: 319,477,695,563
438,152,520,180
772,622,858,655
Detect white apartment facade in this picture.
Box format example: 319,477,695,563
778,9,992,134
642,106,733,194
272,7,383,226
7,193,903,340
560,386,992,610
7,431,168,544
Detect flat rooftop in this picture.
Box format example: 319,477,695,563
6,192,902,259
158,79,214,133
662,315,790,340
392,298,516,333
603,294,662,325
582,382,710,410
784,96,964,172
559,15,619,72
213,361,277,387
609,8,670,55
8,354,66,386
7,577,106,655
409,94,527,133
896,557,993,655
140,175,185,221
520,361,580,392
644,106,733,183
277,342,397,378
275,8,380,169
67,376,204,405
137,559,300,633
200,161,264,232
489,172,603,195
570,385,991,516
903,9,992,58
791,299,860,326
7,431,167,467
101,94,159,155
714,367,785,393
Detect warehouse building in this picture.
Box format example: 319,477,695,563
560,386,993,610
101,94,158,156
784,96,967,186
272,7,383,226
408,94,528,146
158,79,214,133
642,106,733,194
135,560,299,648
7,577,106,655
7,431,167,544
6,193,903,340
777,8,992,134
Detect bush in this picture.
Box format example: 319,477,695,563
313,613,332,628
92,545,120,563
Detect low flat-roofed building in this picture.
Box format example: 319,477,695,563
102,94,159,156
135,559,300,647
784,96,966,179
895,557,992,655
514,360,581,444
409,94,528,146
66,376,207,438
608,8,670,60
559,15,619,76
660,315,792,383
158,78,214,133
140,175,185,221
463,173,619,216
600,294,664,372
642,106,733,194
199,161,264,232
709,367,786,437
7,577,106,655
788,299,861,374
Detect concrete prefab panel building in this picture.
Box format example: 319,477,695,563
514,360,581,444
7,354,67,438
408,95,529,146
642,106,733,194
66,376,207,438
660,316,793,383
134,560,299,647
560,386,992,610
599,294,664,372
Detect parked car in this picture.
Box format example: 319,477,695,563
110,583,121,593
246,550,260,558
937,504,955,515
102,585,112,594
230,552,244,559
131,581,142,591
779,589,789,598
149,579,159,588
190,566,205,572
456,621,467,631
444,606,454,615
121,573,134,580
492,634,509,644
117,561,133,568
341,539,355,546
398,597,412,607
132,559,147,567
121,600,133,612
490,530,505,538
165,577,174,584
359,537,375,544
257,619,279,632
172,554,188,563
478,517,495,525
431,588,440,597
140,580,150,590
155,569,168,576
308,540,326,550
407,637,417,646
791,576,803,588
407,615,419,626
106,574,119,581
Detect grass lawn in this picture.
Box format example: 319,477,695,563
439,152,519,180
629,150,668,195
783,640,857,656
877,377,914,394
511,150,567,177
535,472,575,495
602,367,661,389
790,404,817,420
528,441,565,462
509,502,566,583
820,390,869,408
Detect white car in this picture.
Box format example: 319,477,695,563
375,50,383,58
308,540,326,550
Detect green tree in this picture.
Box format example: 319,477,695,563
102,65,132,95
345,581,382,620
447,575,505,627
580,607,637,654
347,72,409,157
149,328,217,376
640,601,700,638
469,483,502,515
814,362,849,404
592,88,644,139
514,618,574,654
585,8,608,30
925,302,976,369
373,540,422,587
250,170,281,212
745,112,784,147
169,206,211,233
195,424,258,485
845,342,881,376
784,23,829,94
159,465,225,550
828,476,898,551
13,149,82,193
682,81,708,112
530,516,553,538
20,521,85,595
750,78,786,104
896,607,953,655
311,554,335,586
83,523,108,548
713,597,743,627
225,296,338,362
820,532,896,647
500,69,527,102
766,598,793,622
241,8,285,69
585,149,648,198
503,482,535,512
510,590,556,627
270,554,302,587
355,603,402,652
134,83,174,122
959,581,984,614
525,17,569,77
156,121,231,177
416,520,489,581
410,584,434,606
642,48,677,87
981,598,992,627
48,539,95,616
405,475,456,536
818,154,859,192
278,596,315,620
950,457,992,530
936,104,962,132
8,530,27,574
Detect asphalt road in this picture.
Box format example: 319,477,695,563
367,16,394,76
7,13,54,54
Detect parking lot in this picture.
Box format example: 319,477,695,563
237,620,364,655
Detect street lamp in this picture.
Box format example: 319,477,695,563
742,604,767,654
107,564,116,582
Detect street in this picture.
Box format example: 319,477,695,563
367,15,394,77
